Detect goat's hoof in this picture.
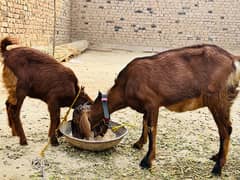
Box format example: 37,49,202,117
20,139,28,146
140,157,151,169
51,141,59,146
210,154,218,162
211,164,222,176
50,137,59,146
56,129,63,138
133,142,143,149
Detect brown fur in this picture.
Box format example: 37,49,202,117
73,44,240,175
72,104,107,139
72,109,91,139
1,37,93,146
2,66,17,105
78,111,91,139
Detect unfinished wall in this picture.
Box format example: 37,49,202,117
0,0,71,48
71,0,240,51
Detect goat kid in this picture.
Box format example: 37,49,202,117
73,44,240,175
1,37,93,146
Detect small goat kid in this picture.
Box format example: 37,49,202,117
73,44,240,175
1,37,93,146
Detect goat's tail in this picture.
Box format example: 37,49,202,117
1,37,18,54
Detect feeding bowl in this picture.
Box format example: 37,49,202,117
59,120,128,151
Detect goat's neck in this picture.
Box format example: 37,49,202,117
89,90,126,127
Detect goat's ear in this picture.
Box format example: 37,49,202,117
98,91,102,98
93,91,102,103
79,111,91,138
80,86,85,93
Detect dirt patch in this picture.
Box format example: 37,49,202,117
0,50,240,179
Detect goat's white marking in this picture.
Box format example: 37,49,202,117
234,60,240,78
227,60,240,87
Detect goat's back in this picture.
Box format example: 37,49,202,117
115,44,237,106
3,46,79,101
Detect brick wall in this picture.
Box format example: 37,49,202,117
0,0,240,51
56,0,72,45
0,0,71,48
71,0,240,51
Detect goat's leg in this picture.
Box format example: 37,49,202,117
212,121,231,176
5,100,17,136
210,123,232,163
208,103,231,176
11,91,27,145
140,108,158,169
48,103,60,146
133,113,148,149
210,123,231,163
213,122,231,175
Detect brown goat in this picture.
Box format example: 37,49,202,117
1,37,93,146
73,44,240,175
72,104,108,139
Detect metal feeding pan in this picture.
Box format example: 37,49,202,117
59,120,128,151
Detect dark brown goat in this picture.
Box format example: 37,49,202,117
1,37,93,146
73,44,240,175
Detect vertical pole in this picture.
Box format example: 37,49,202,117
53,0,56,56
